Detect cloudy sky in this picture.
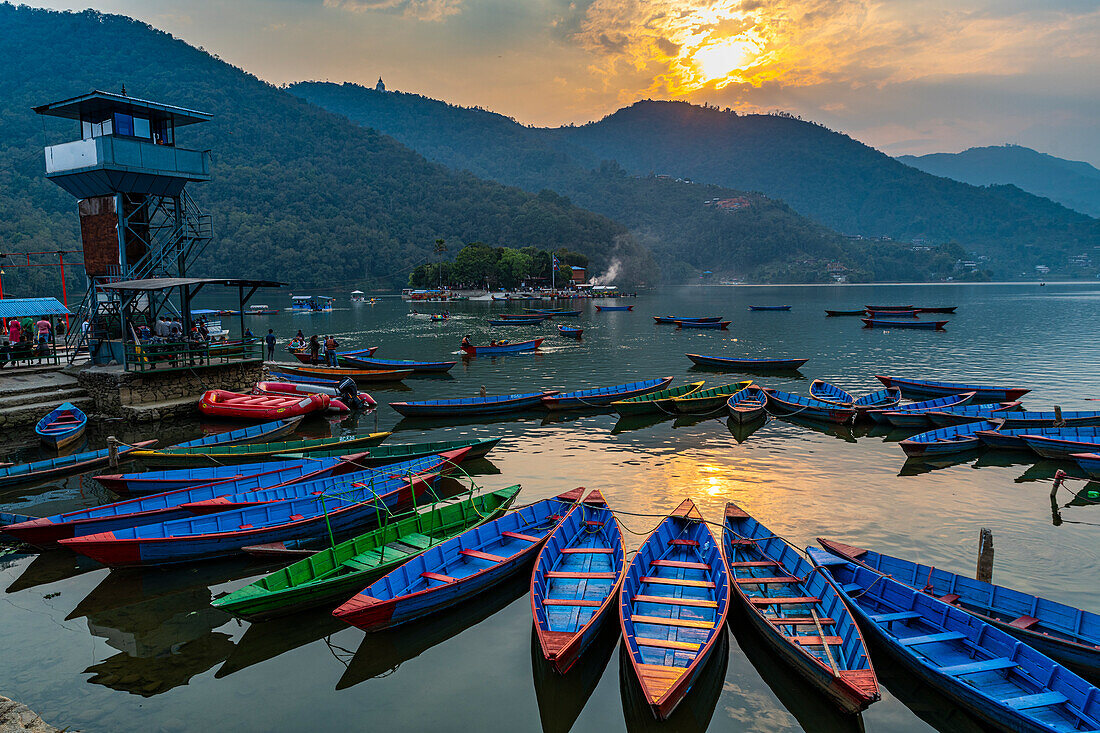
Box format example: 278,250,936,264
31,0,1100,165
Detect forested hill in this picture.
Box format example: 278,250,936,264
292,82,968,283
555,101,1098,257
0,4,641,292
898,145,1100,218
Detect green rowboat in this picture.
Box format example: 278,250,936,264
277,437,502,465
669,381,752,414
129,432,391,467
611,380,706,416
212,485,521,619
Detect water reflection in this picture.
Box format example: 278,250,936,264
725,415,766,444
216,606,347,678
336,571,529,689
611,414,673,435
773,414,859,444
618,630,729,732
6,549,101,593
391,412,546,433
897,451,980,476
531,619,618,733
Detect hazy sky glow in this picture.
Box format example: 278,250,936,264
29,0,1100,164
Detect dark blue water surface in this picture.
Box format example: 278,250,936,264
2,283,1098,732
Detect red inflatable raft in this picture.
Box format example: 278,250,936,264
252,381,376,413
199,390,328,420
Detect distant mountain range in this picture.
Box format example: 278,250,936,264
898,145,1100,218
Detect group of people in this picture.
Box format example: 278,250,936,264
1,316,55,366
286,329,342,366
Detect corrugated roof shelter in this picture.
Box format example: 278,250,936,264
0,297,71,319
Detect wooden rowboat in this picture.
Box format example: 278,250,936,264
865,304,913,311
174,418,305,449
337,355,457,373
875,376,1030,402
915,306,957,314
866,393,976,425
676,320,730,330
0,440,157,490
532,490,625,674
214,486,522,619
824,310,866,317
391,391,556,417
686,354,809,371
817,538,1100,674
723,505,879,713
808,548,1100,733
290,346,378,364
332,488,584,631
654,316,723,324
1020,429,1100,460
726,385,765,424
35,402,87,451
670,382,752,414
862,318,947,330
460,338,543,355
96,437,501,494
557,325,583,339
275,364,414,383
128,432,391,466
762,388,857,425
1073,453,1100,479
809,381,901,413
612,381,705,416
898,421,997,457
542,377,674,411
924,402,1027,427
748,305,792,311
865,309,919,317
619,499,730,720
594,305,633,311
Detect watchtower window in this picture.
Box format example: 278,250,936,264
82,116,113,139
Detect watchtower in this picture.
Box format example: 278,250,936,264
34,90,214,359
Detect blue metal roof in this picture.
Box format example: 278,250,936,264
0,298,71,318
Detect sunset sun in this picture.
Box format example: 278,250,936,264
692,38,759,82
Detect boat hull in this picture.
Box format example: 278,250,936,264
542,377,674,411
875,376,1029,402
460,338,543,355
686,354,809,371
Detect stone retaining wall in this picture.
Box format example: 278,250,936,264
76,361,263,422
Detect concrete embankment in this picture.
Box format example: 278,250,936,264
0,696,64,733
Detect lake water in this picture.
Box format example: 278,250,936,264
2,282,1099,732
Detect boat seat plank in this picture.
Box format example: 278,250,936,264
727,539,756,547
871,611,922,623
630,614,715,630
749,596,820,606
543,599,602,607
547,571,617,579
898,632,966,646
735,576,801,585
651,559,709,570
561,548,613,554
1001,692,1067,710
460,549,505,562
669,539,698,546
763,616,835,626
728,561,780,568
787,635,844,646
500,531,540,543
635,637,701,652
640,576,715,588
399,533,434,549
939,593,961,604
634,594,718,608
421,571,456,583
840,583,863,593
1008,615,1041,630
939,658,1017,676
584,521,604,527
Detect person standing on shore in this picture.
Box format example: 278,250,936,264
309,335,320,364
324,334,340,366
265,329,276,361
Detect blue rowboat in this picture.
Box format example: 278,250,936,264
1020,429,1100,460
973,425,1065,450
1073,453,1100,479
807,548,1100,733
925,402,1025,427
1,454,368,547
541,377,674,411
58,456,461,567
818,538,1100,675
824,309,866,317
726,385,765,424
0,440,157,490
391,390,557,417
809,381,854,405
866,309,919,317
723,505,879,713
620,499,730,720
333,487,584,631
762,388,856,425
653,316,723,324
557,325,583,339
937,409,1100,430
595,305,633,312
177,451,467,513
687,354,809,371
876,376,1030,402
866,393,977,425
862,318,946,330
808,381,902,413
899,421,997,457
748,305,792,311
336,356,457,373
528,309,582,317
532,490,625,674
461,337,543,355
269,371,340,386
865,304,914,311
489,318,544,326
171,417,304,449
676,320,730,330
35,402,87,451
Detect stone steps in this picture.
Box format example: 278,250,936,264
0,369,92,429
0,386,89,410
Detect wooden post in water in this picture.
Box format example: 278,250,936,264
107,435,119,468
977,528,994,583
1054,405,1064,427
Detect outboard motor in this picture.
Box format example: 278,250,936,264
337,377,364,410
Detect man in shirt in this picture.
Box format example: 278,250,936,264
265,329,276,361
